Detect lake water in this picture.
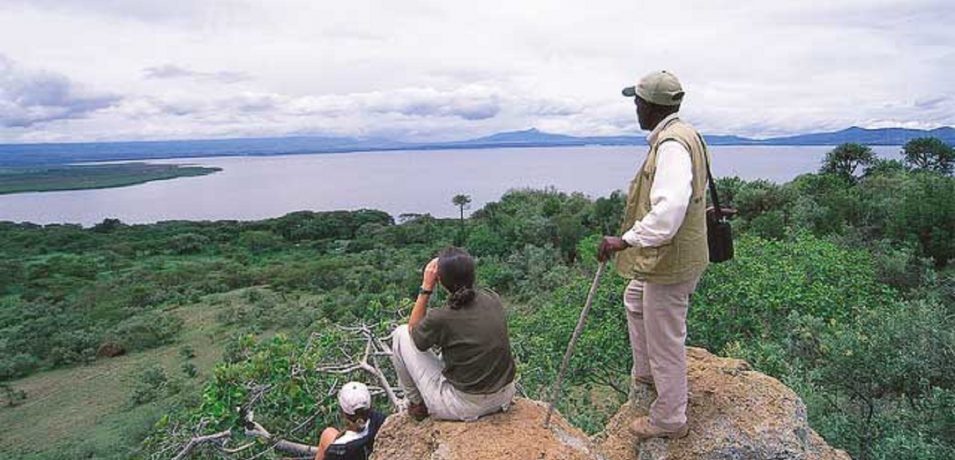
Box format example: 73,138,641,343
0,145,900,226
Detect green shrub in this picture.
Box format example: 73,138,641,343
884,172,955,266
181,362,199,378
238,230,284,254
130,365,168,405
111,312,183,352
166,233,211,255
1,383,27,407
0,353,39,380
179,345,195,360
691,233,896,352
793,298,955,459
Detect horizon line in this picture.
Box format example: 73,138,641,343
1,124,954,147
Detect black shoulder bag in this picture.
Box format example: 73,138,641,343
698,134,734,263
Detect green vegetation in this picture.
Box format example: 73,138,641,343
902,137,954,174
0,140,952,459
0,162,221,194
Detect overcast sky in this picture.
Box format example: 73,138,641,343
0,0,952,143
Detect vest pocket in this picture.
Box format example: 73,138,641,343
636,245,670,272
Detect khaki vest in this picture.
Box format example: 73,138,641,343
615,118,710,284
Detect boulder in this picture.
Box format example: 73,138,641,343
96,342,125,358
371,398,603,460
595,347,850,460
370,348,850,460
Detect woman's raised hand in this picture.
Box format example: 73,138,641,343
422,258,439,291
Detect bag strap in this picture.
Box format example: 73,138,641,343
696,133,724,221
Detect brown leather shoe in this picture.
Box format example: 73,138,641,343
407,401,429,421
628,416,688,440
634,375,654,387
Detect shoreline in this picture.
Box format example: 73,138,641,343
0,163,222,195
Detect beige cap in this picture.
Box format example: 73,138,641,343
338,381,371,415
622,70,685,106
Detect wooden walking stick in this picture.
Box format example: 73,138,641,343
543,259,607,428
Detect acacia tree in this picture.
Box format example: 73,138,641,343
820,143,876,182
902,137,954,175
452,194,472,245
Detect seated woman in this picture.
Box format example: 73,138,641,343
316,381,387,460
390,247,517,422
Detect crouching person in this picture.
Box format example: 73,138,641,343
316,381,387,460
390,247,517,421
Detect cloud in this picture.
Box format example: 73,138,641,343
0,0,953,142
78,84,580,142
0,55,119,128
143,64,249,83
359,87,502,120
7,0,220,25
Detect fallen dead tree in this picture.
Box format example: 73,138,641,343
168,323,400,459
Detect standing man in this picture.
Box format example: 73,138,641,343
597,70,710,440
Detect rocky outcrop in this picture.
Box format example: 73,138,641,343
596,347,850,460
371,398,602,460
371,347,850,460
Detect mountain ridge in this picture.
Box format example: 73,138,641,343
1,126,952,166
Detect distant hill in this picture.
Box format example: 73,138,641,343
0,136,409,167
754,126,955,146
1,126,952,166
460,128,582,145
427,128,752,148
443,126,955,147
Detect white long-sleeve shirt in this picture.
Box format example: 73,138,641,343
621,113,693,248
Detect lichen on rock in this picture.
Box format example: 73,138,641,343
371,398,604,460
595,347,850,460
371,347,850,460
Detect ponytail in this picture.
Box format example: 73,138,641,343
447,286,476,310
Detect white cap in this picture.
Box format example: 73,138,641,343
338,381,371,415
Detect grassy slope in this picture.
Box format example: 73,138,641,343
0,298,232,458
0,163,221,194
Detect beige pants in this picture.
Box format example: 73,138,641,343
389,325,516,421
624,276,700,430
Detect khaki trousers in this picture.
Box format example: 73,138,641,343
623,276,700,430
389,325,516,421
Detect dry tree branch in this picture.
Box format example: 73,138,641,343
171,418,320,459
171,429,232,460
316,323,401,408
174,322,402,459
244,421,319,457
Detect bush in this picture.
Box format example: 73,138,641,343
166,233,211,255
884,172,955,266
1,383,27,407
238,230,284,254
112,312,183,352
0,353,39,380
868,240,934,291
181,362,198,378
179,345,195,359
792,298,955,459
130,365,168,405
691,232,897,353
745,210,787,240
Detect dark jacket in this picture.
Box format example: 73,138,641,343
323,410,387,460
